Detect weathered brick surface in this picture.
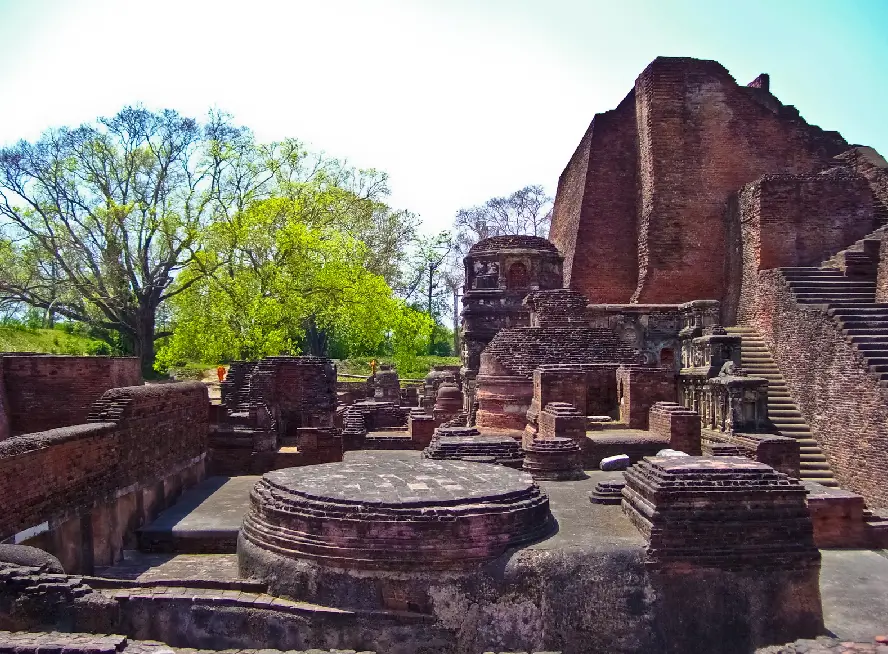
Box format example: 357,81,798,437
622,456,818,570
802,481,869,548
878,237,888,303
249,356,337,434
701,429,801,479
648,402,701,455
461,236,564,380
727,170,875,320
240,458,552,572
1,355,142,435
523,436,583,481
549,93,639,302
740,269,888,508
834,145,888,223
0,382,208,542
751,171,872,270
551,56,850,307
616,366,676,429
587,301,720,369
0,368,8,441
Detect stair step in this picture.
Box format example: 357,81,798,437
801,462,833,471
801,470,837,479
781,268,843,275
796,295,876,302
788,282,876,291
829,304,888,314
848,333,888,342
843,328,888,336
853,344,888,352
800,454,828,462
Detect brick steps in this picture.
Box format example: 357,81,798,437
777,268,888,387
821,223,888,270
783,267,877,306
727,326,838,486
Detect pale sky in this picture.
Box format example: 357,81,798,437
1,0,886,235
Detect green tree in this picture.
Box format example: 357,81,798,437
0,107,419,374
402,231,454,355
156,197,432,370
0,107,281,374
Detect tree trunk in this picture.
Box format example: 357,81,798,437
305,318,329,357
428,264,435,355
133,311,157,379
452,287,460,356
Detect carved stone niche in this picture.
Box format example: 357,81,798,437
703,373,769,434
680,327,741,378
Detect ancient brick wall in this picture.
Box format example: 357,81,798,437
0,382,208,571
729,170,875,321
648,402,701,455
0,368,8,441
550,92,639,302
834,146,888,223
552,57,854,309
634,58,846,304
740,270,888,508
1,355,142,435
616,366,677,429
878,238,888,303
743,170,872,271
548,123,590,287
249,357,336,433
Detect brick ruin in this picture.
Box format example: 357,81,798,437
460,235,564,418
2,55,888,653
0,355,142,436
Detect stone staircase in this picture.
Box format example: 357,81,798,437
781,267,876,305
779,267,888,389
726,326,838,486
821,224,888,272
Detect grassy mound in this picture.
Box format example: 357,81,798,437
0,326,111,355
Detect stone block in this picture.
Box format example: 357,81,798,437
616,366,676,429
648,401,701,455
599,454,630,471
537,402,586,444
407,414,435,448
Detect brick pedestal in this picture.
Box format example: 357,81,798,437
648,401,701,455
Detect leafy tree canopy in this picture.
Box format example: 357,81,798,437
0,106,419,373
156,197,432,371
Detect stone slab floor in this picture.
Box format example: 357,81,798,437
99,450,888,643
136,475,260,550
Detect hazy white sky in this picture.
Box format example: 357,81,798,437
1,0,886,234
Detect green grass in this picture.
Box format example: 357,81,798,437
336,355,460,382
0,326,110,355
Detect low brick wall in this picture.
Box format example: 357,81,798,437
740,270,888,508
1,355,142,435
616,367,676,429
648,402,701,455
0,383,209,573
0,369,8,441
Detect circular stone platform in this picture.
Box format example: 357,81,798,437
239,458,552,572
